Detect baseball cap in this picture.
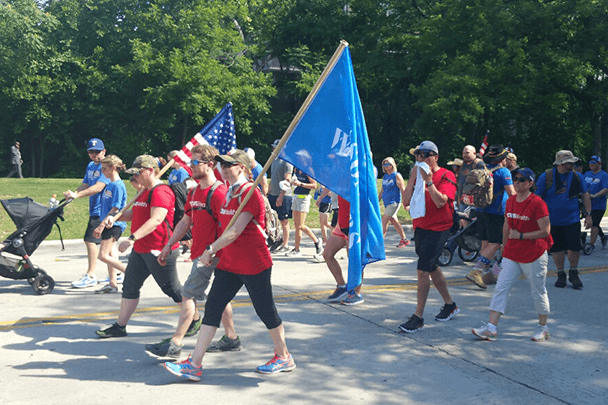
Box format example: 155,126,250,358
125,155,159,174
511,167,535,182
418,140,438,155
244,147,256,160
589,155,601,164
214,149,250,168
87,138,105,151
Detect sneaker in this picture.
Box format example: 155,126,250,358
72,274,97,288
285,248,301,257
435,302,460,321
256,353,296,374
396,238,411,248
312,253,325,263
184,315,202,337
601,235,607,249
568,269,583,289
314,240,323,255
466,269,487,290
95,322,127,338
146,338,183,358
341,293,364,306
399,314,424,333
327,286,349,303
554,270,567,288
164,356,203,381
206,335,242,352
273,246,290,254
94,284,118,294
481,271,497,285
531,325,550,342
490,262,502,276
99,273,124,285
472,323,497,341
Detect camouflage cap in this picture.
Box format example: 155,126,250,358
125,155,159,174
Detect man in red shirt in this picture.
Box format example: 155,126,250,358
146,145,241,358
400,141,460,333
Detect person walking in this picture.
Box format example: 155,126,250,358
6,141,23,178
164,149,295,381
456,145,485,215
146,145,240,358
379,157,411,248
583,155,608,251
268,139,293,253
536,150,592,290
472,168,553,342
166,150,190,185
64,138,111,288
399,141,460,333
95,155,183,338
244,147,268,195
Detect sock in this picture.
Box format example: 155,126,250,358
569,267,577,273
487,323,497,332
338,284,346,288
556,269,565,273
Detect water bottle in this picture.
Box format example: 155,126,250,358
15,260,25,272
49,194,59,209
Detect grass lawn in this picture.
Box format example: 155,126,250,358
0,178,412,242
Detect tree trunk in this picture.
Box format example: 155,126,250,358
29,140,36,177
592,112,602,155
602,113,608,163
181,116,189,148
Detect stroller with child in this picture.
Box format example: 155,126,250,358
438,208,482,266
0,197,71,294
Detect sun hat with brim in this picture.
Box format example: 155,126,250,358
125,155,159,174
409,145,421,156
448,158,463,166
553,150,578,165
214,149,250,168
589,155,601,164
511,167,535,182
483,145,509,164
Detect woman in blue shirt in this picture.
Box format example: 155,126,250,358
167,150,190,185
378,157,410,248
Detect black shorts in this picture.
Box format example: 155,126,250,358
414,228,451,272
319,202,331,214
476,212,504,244
331,208,339,227
591,209,605,228
84,216,102,244
550,222,582,253
268,194,293,221
101,226,123,241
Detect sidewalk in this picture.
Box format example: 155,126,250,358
0,228,606,405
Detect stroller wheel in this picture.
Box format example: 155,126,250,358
458,247,479,262
582,242,594,255
438,248,453,267
28,267,46,285
33,274,55,295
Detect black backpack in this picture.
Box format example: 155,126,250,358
147,180,190,241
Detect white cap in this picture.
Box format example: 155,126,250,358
244,147,255,160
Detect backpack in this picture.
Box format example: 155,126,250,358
235,183,284,251
148,180,190,241
461,165,500,209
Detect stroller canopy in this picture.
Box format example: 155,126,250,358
2,197,52,230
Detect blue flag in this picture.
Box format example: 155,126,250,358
278,46,385,292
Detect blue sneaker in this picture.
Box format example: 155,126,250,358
164,356,202,381
341,293,364,306
256,353,296,374
327,286,348,303
99,273,124,285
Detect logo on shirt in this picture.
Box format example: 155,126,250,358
103,189,113,198
190,201,206,208
133,201,148,208
506,213,530,221
220,207,236,216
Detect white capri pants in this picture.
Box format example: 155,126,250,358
489,252,550,316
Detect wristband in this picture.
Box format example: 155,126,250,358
585,212,592,216
426,180,433,187
206,245,215,255
520,232,524,240
129,234,137,242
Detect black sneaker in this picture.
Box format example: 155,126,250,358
602,235,608,249
314,240,323,255
184,315,202,337
435,302,460,321
399,314,424,333
568,269,583,290
145,338,183,358
96,322,127,338
555,271,567,288
206,335,242,352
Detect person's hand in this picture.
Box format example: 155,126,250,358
584,216,592,229
104,216,115,229
64,190,77,200
201,250,213,267
508,229,520,239
118,239,132,253
92,225,104,239
420,167,432,183
316,198,321,207
277,194,283,207
157,245,171,266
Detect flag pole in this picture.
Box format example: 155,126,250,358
223,40,350,231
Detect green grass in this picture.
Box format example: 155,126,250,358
0,178,411,241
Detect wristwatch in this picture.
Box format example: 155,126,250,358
129,234,137,242
585,212,592,216
206,245,215,255
426,180,433,187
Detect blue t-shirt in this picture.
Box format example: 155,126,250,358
168,167,189,185
478,165,512,215
83,161,110,216
251,161,267,192
536,169,588,226
100,180,127,232
584,170,608,210
382,172,401,206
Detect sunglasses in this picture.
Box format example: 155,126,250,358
220,161,239,169
419,151,436,158
382,163,392,166
513,176,529,183
190,159,209,167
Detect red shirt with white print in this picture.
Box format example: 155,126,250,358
131,185,179,254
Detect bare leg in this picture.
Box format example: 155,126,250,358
552,251,565,269
281,219,290,248
221,303,237,340
268,323,289,358
538,314,548,327
566,249,580,268
323,234,347,286
488,310,501,326
299,212,318,244
172,297,197,346
414,269,431,318
381,214,391,236
117,298,140,326
190,324,218,367
85,241,99,277
319,212,330,243
98,238,125,287
293,210,303,250
389,216,406,239
429,267,453,304
590,226,599,245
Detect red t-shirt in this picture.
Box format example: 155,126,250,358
338,196,350,230
185,183,228,260
131,185,179,253
216,183,272,275
413,168,456,232
503,193,553,263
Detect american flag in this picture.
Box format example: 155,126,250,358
174,103,237,170
479,131,489,156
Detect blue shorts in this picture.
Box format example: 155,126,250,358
268,194,292,221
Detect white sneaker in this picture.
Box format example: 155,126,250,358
72,274,97,288
531,325,550,342
285,249,301,257
98,273,124,285
312,254,325,263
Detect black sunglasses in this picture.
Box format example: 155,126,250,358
513,176,529,183
419,150,437,158
220,161,239,168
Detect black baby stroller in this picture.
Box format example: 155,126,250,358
1,197,71,294
438,208,482,266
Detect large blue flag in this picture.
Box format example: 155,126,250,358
278,46,385,291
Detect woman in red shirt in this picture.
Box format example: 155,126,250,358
472,168,553,342
164,149,295,381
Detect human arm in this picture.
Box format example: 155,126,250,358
158,215,193,265
504,184,516,197
590,188,608,199
420,169,449,209
93,207,120,238
64,180,106,200
260,176,269,196
401,166,417,207
582,192,592,229
200,211,254,266
292,175,317,190
508,216,551,240
117,206,168,253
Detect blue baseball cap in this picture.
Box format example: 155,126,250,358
512,167,535,182
418,140,438,154
87,138,105,151
589,155,601,164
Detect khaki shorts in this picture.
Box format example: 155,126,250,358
292,194,311,213
383,202,400,218
181,257,219,301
